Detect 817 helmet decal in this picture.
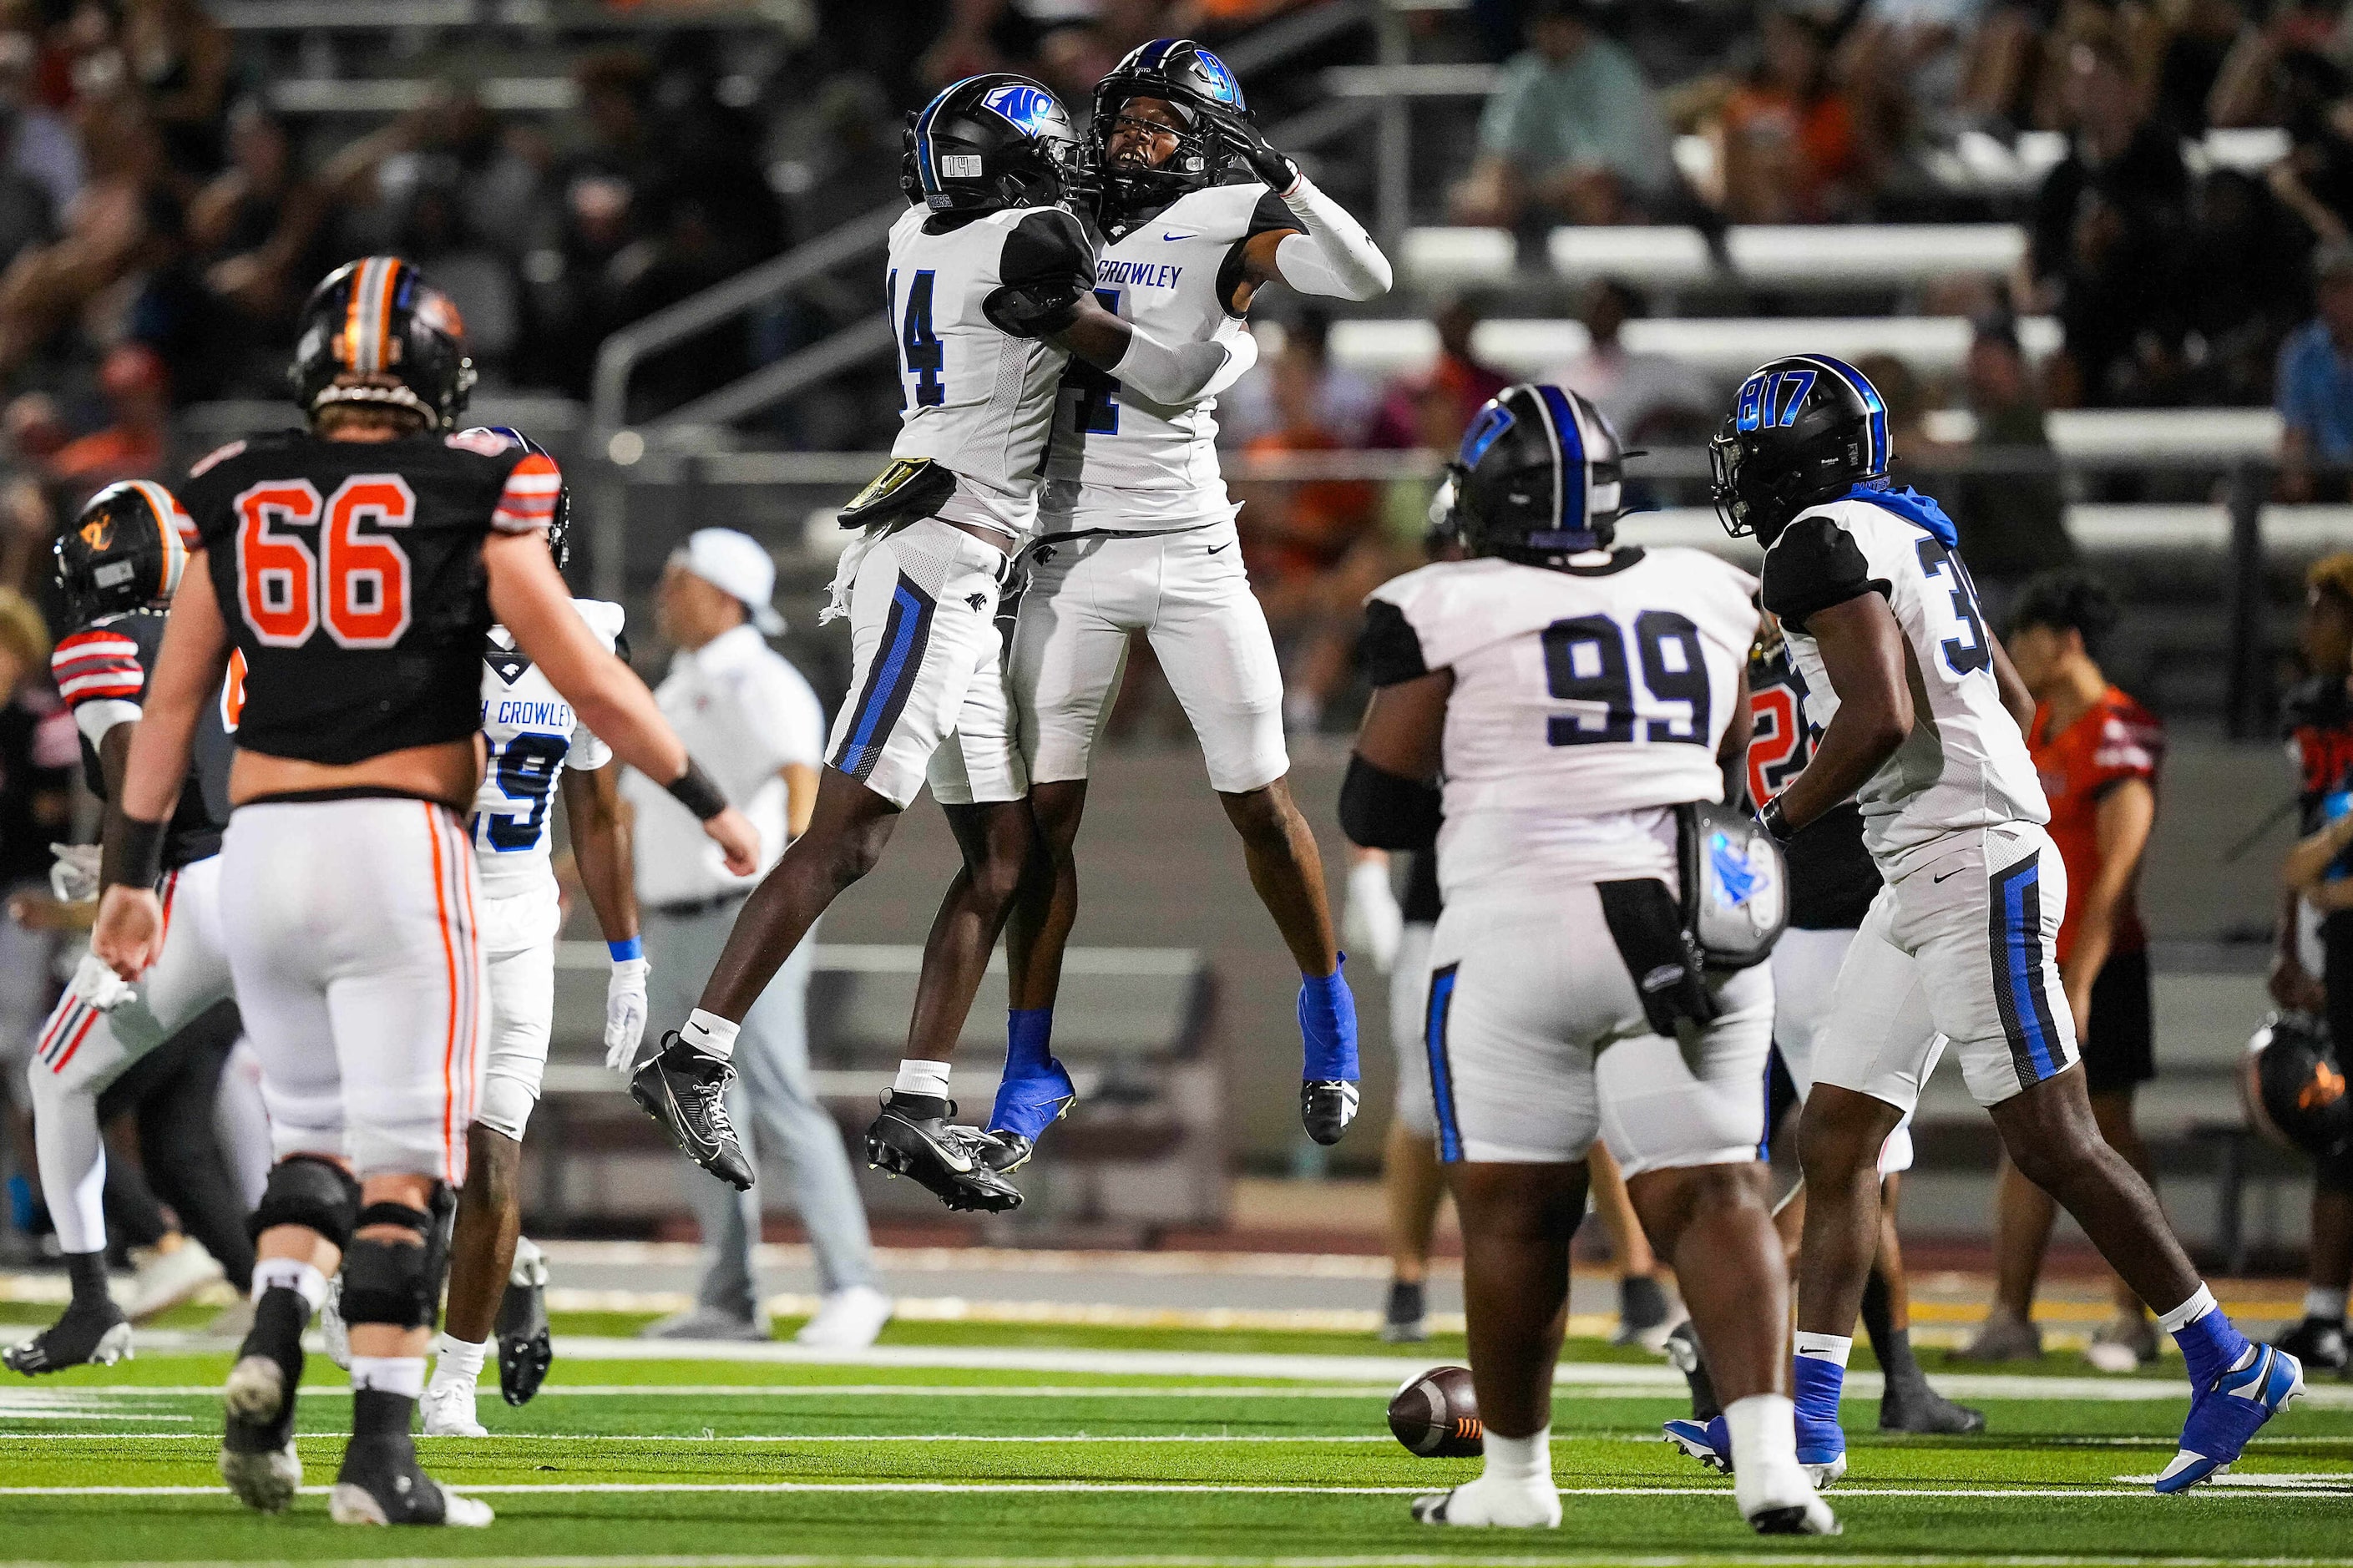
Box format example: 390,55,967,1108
289,255,478,431
906,74,1080,215
1710,353,1889,544
1442,382,1629,563
54,480,193,625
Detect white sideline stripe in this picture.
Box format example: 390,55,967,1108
0,1384,1401,1399
0,1432,1405,1444
1,1480,2343,1500
8,1557,2353,1568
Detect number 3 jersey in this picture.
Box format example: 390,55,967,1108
1361,547,1758,896
471,599,621,898
180,427,559,766
886,201,1092,543
1758,488,2047,864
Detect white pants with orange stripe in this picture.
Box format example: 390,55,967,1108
26,856,235,1255
220,797,488,1184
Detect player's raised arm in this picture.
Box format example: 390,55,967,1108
1212,110,1393,302
483,529,758,877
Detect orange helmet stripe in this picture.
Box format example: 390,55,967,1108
343,256,401,374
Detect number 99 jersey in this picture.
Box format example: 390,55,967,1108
1359,547,1759,895
471,599,621,898
1758,492,2047,863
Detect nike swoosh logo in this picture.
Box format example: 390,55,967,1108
1932,868,1965,883
1161,231,1194,241
1207,542,1231,554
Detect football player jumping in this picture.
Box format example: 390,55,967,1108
987,39,1392,1169
90,256,756,1526
1343,384,1834,1535
5,482,239,1375
1695,355,2300,1493
640,74,1258,1212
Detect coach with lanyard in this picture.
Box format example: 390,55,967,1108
620,529,890,1349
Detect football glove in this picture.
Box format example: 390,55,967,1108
48,843,99,904
603,957,650,1072
1209,110,1299,194
67,949,135,1012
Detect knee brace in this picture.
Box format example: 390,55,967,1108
247,1155,362,1248
342,1202,438,1330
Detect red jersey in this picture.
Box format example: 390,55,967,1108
2029,685,2163,965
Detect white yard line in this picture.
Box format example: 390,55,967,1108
0,1384,1401,1400
0,1479,2343,1500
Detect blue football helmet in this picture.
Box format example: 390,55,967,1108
1710,354,1889,544
1441,382,1628,561
903,74,1080,215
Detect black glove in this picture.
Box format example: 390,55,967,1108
983,274,1085,340
1211,109,1299,194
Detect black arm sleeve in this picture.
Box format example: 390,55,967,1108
1759,514,1890,629
1339,752,1441,850
1217,190,1303,314
984,207,1096,340
1355,598,1430,687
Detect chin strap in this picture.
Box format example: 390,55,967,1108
1272,175,1393,301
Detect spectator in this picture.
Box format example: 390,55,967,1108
0,32,81,220
623,529,891,1351
2270,551,2353,1375
0,100,175,381
1220,307,1382,448
2150,0,2245,138
43,338,166,499
1450,0,1674,228
119,0,227,185
1960,571,2164,1371
1548,276,1713,444
1708,8,1870,223
2276,242,2353,503
1371,295,1507,450
1952,319,2074,601
2263,67,2353,245
2020,38,2189,407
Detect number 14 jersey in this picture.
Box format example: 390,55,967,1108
1360,547,1758,894
1758,492,2047,864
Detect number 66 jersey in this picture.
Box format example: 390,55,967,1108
1361,545,1759,896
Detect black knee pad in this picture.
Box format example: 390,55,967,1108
342,1205,437,1330
247,1156,362,1248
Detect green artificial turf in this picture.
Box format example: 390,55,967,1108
0,1337,2345,1565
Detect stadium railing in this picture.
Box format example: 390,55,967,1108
1406,223,2028,291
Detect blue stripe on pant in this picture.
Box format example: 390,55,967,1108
1987,852,2063,1090
831,574,936,783
1424,962,1463,1163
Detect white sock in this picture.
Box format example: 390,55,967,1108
251,1257,328,1314
2156,1284,2218,1335
893,1059,951,1099
681,1009,740,1061
1481,1425,1551,1488
432,1333,489,1387
1723,1393,1798,1473
350,1354,425,1399
2306,1285,2347,1323
1793,1332,1853,1367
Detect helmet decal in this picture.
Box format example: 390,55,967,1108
1793,353,1885,472
1458,402,1515,468
1195,49,1241,106
980,81,1057,135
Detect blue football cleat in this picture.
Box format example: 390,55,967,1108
1663,1415,1731,1474
1795,1412,1849,1488
2155,1343,2303,1494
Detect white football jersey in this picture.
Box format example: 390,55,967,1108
1365,548,1759,895
1039,181,1288,532
886,201,1090,543
471,598,622,898
1760,493,2047,863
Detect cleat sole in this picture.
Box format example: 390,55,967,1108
219,1443,300,1514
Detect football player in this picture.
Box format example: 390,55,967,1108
5,481,240,1375
1343,384,1833,1535
642,74,1255,1212
1703,354,2298,1493
988,39,1392,1164
420,427,644,1436
89,255,756,1526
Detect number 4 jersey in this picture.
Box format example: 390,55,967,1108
1361,547,1758,895
1758,488,2046,864
472,599,621,898
180,427,560,766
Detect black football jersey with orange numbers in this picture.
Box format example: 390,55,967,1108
50,608,238,869
1746,635,1880,930
179,427,559,766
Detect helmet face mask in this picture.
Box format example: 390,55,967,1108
908,75,1080,215
290,256,476,432
1089,38,1246,220
469,426,570,569
1451,383,1628,564
55,481,191,625
1711,354,1889,545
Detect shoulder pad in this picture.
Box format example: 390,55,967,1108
573,598,626,650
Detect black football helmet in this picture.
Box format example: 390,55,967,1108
1710,354,1890,544
53,480,192,626
2244,1011,2353,1162
290,255,477,430
906,74,1080,215
1089,38,1247,218
1440,382,1629,562
467,427,570,568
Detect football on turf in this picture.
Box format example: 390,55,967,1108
1388,1365,1483,1456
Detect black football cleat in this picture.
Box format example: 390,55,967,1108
5,1296,130,1376
1878,1379,1987,1434
1664,1319,1721,1423
2278,1315,2349,1375
1300,1079,1359,1146
496,1237,552,1407
329,1434,493,1525
978,1131,1036,1174
866,1092,1023,1212
631,1034,753,1190
219,1286,307,1514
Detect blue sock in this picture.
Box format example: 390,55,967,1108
2172,1303,2252,1390
1791,1355,1845,1434
1297,956,1359,1082
989,1007,1072,1140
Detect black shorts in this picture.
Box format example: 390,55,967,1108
2082,946,2155,1095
